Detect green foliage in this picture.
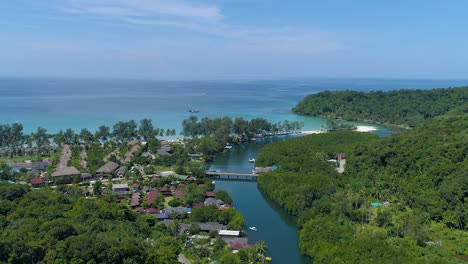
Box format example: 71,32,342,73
189,206,245,230
257,107,468,263
215,190,233,204
0,185,181,263
293,87,468,127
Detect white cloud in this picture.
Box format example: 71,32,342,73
59,0,345,55
64,0,223,21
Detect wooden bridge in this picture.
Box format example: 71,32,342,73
205,171,259,180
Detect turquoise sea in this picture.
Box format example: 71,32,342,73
1,78,467,134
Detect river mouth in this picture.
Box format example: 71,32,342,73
209,137,310,264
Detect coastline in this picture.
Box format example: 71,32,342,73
355,125,378,132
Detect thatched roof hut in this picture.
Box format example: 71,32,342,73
96,161,120,174
52,166,81,177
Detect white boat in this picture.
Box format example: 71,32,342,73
225,145,233,149
249,226,257,231
249,158,255,163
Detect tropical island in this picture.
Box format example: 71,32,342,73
255,87,468,263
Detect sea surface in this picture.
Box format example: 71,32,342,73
1,78,467,133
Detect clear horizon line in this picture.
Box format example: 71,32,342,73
1,75,468,82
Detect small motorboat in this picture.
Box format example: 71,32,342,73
249,158,255,163
265,256,272,262
249,226,257,231
188,109,200,113
225,145,233,149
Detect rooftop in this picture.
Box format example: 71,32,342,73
96,161,120,173
52,166,80,177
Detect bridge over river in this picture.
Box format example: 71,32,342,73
205,171,259,180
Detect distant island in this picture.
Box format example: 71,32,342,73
293,87,468,127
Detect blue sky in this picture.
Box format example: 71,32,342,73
1,0,467,79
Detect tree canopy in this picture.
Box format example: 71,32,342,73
256,105,468,263
293,87,468,127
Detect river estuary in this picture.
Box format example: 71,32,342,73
211,136,310,264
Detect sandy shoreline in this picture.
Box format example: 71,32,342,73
300,126,378,134
355,125,378,132
301,130,327,135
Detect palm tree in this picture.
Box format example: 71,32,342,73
255,241,267,255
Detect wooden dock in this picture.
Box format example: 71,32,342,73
205,171,259,180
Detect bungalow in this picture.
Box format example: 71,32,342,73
157,145,172,156
112,183,129,196
338,153,347,161
192,202,204,208
147,190,158,204
175,190,184,199
206,191,216,198
146,208,158,214
161,186,172,196
124,144,141,163
96,161,120,178
130,200,141,208
80,173,92,181
204,197,217,206
187,176,196,182
219,204,233,210
219,230,240,237
230,241,251,253
31,178,45,188
52,166,81,182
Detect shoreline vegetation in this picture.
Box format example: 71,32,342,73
293,86,468,128
254,87,468,263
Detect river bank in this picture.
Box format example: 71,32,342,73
210,136,310,264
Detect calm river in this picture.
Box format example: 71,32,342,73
211,136,310,264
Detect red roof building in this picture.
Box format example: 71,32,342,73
230,242,251,251
175,190,184,199
31,178,45,187
206,191,216,198
146,190,158,204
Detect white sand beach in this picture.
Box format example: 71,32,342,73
355,126,378,132
301,130,327,135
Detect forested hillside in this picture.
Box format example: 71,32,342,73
293,87,468,127
257,105,468,263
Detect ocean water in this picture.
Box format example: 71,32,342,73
0,78,467,134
